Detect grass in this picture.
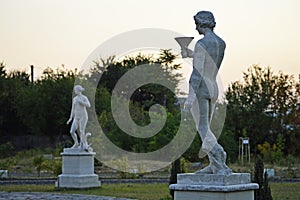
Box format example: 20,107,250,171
1,182,300,200
271,182,300,200
0,183,171,200
1,148,300,199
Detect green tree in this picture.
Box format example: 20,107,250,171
0,69,30,141
15,67,76,142
92,50,183,154
225,65,275,152
94,50,181,110
224,65,298,156
0,62,7,131
0,65,77,149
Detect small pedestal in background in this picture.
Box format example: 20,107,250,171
170,173,258,200
55,148,101,189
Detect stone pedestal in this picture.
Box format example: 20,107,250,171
170,173,258,200
55,148,101,189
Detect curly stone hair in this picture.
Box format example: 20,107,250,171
74,85,85,92
194,11,216,30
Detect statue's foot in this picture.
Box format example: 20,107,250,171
71,143,79,148
79,142,92,152
85,145,93,152
217,168,232,175
195,165,232,175
83,143,92,152
195,165,213,174
79,141,87,149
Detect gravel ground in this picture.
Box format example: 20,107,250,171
0,192,134,200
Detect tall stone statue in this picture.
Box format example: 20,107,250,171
67,85,92,151
180,11,232,175
171,11,258,199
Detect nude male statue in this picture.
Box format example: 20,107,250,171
67,85,92,151
183,11,232,175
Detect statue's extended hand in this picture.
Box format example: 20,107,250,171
184,47,194,58
66,118,72,125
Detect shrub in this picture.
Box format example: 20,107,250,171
0,142,15,158
254,155,273,200
41,159,62,176
108,157,137,179
169,157,186,199
33,155,44,177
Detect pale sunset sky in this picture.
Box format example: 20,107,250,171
1,0,300,91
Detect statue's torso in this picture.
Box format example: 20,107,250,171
194,32,225,100
73,96,88,119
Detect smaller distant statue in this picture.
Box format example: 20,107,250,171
67,85,92,152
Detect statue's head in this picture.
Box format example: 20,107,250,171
194,11,216,31
74,85,85,94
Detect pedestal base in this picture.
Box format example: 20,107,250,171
55,148,101,189
56,174,101,188
170,173,258,200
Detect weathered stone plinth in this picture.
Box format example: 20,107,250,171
170,173,258,200
55,148,101,189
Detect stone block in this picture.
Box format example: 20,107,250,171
177,173,251,186
170,173,258,200
56,148,101,189
174,190,254,200
56,174,101,188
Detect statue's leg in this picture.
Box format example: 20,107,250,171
198,98,218,155
195,98,215,174
207,144,232,174
209,99,216,123
196,144,231,175
70,121,79,148
79,117,88,149
196,97,231,175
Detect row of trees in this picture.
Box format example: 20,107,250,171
91,50,185,153
0,62,76,149
0,50,187,154
224,65,300,162
1,52,300,163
